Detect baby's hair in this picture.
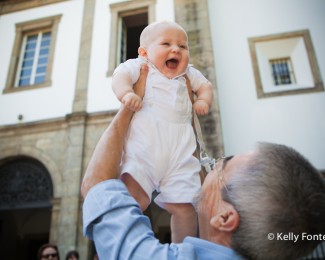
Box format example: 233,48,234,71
139,21,187,47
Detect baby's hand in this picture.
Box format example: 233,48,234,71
193,100,209,115
122,92,142,112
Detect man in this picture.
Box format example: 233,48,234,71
81,65,325,259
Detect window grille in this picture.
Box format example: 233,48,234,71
270,57,296,86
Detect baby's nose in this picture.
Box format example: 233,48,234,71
171,45,180,52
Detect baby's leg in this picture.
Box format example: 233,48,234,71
121,173,150,211
164,202,198,243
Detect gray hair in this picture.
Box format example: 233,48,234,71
222,142,325,260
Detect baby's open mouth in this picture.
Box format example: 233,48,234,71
166,59,179,69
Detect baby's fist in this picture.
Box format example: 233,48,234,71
193,100,209,115
122,92,142,112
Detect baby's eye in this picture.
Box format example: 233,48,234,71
179,44,187,49
162,42,170,46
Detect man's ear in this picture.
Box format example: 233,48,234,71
138,47,147,57
210,204,239,232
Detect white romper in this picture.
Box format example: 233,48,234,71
114,58,209,208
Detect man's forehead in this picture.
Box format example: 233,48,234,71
223,151,255,176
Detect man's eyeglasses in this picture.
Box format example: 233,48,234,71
216,156,234,194
42,253,58,259
203,155,234,193
219,155,234,170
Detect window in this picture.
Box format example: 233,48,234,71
16,31,51,87
270,57,296,86
248,30,324,98
0,157,53,210
108,0,156,76
4,15,61,93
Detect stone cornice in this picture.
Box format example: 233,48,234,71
0,110,117,137
0,0,68,15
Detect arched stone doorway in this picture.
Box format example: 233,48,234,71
0,156,53,260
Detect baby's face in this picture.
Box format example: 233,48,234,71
142,24,189,79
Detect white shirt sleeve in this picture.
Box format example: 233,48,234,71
113,58,145,84
186,66,209,92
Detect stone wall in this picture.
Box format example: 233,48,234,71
174,0,224,158
0,111,115,259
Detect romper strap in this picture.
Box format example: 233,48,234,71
185,76,215,183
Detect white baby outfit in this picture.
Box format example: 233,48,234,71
114,57,209,208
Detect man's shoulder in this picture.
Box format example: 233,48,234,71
182,237,243,260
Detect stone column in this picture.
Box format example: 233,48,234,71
58,113,87,257
61,0,96,258
174,0,224,157
49,197,61,244
72,0,95,113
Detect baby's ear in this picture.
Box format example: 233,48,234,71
138,47,147,58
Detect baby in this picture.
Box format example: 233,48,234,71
112,21,213,243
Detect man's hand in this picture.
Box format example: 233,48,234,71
81,64,148,198
134,64,148,99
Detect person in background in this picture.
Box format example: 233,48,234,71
65,250,79,260
37,244,60,260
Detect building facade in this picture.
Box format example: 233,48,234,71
0,0,324,259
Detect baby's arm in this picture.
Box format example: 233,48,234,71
193,81,213,115
112,69,143,112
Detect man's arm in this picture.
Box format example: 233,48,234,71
81,64,148,198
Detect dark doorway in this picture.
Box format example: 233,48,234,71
0,157,53,260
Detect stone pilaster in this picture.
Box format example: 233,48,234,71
72,0,96,113
58,112,87,257
69,0,96,258
49,197,61,244
174,0,224,157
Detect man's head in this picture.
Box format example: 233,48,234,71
196,142,325,259
138,21,189,79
